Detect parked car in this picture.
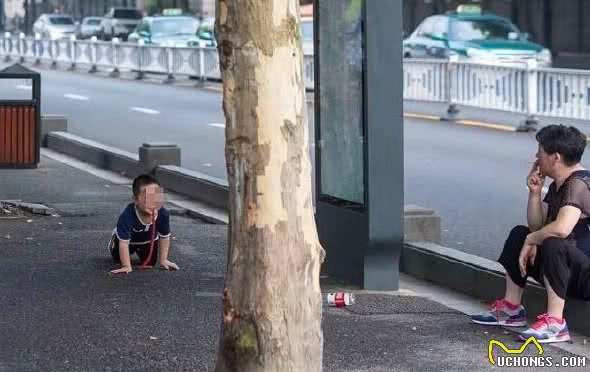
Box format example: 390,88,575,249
403,4,552,67
33,14,77,40
127,15,201,47
99,7,143,41
77,17,103,39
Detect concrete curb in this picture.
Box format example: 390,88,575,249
40,115,68,147
47,132,144,178
403,241,590,337
155,165,228,211
45,132,230,216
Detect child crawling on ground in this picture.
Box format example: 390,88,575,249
108,174,179,274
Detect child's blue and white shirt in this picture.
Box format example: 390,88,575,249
113,203,171,245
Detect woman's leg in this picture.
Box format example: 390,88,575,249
498,225,530,304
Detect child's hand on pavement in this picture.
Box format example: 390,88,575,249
110,266,132,275
159,260,179,271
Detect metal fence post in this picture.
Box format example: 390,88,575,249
89,36,98,73
3,32,11,62
165,41,174,83
50,40,58,69
136,39,145,80
443,54,459,121
110,37,120,78
68,35,76,71
18,33,25,63
34,33,41,65
198,43,206,86
517,59,539,132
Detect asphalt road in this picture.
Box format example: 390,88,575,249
7,63,590,261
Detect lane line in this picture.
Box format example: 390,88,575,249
64,93,89,101
208,123,225,128
130,107,160,115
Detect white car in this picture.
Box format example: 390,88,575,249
78,17,103,39
99,8,143,41
33,14,77,40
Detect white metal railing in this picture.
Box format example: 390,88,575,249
403,59,448,103
403,57,590,124
535,67,590,120
0,33,314,89
4,34,590,124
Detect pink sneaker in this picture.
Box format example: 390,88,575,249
519,313,570,343
471,299,527,327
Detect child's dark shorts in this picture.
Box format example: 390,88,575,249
108,234,159,266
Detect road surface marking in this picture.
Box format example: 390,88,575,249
455,119,515,132
130,107,160,115
404,113,441,121
16,84,32,90
64,94,89,101
404,112,517,133
208,123,225,128
203,163,212,167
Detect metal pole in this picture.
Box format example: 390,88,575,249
0,0,4,32
364,0,404,290
443,55,459,121
24,0,29,34
31,0,36,30
543,0,552,49
517,59,539,132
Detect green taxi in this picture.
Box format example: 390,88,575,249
403,5,551,67
127,9,201,47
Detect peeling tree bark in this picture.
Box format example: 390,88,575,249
215,0,324,371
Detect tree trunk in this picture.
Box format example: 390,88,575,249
215,0,324,371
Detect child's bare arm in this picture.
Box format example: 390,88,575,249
111,240,132,274
158,238,179,270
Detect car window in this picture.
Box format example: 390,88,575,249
152,18,199,36
49,17,74,25
432,17,449,36
85,19,101,26
449,18,520,41
113,9,142,19
416,17,437,37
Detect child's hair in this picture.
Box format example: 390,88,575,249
132,174,161,198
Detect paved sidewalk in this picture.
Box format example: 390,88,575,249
1,155,588,371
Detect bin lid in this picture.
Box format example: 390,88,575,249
0,63,40,76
